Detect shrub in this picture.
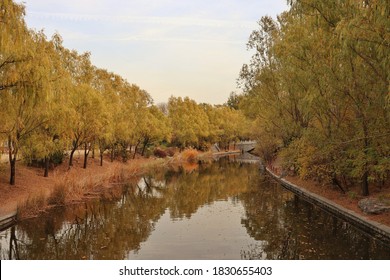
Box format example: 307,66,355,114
50,150,65,165
166,147,177,157
154,148,167,158
181,149,199,164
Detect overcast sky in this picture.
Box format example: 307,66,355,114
17,0,289,105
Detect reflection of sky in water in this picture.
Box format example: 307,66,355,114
1,160,390,260
0,230,10,259
128,199,267,259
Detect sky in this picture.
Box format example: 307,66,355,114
17,0,289,105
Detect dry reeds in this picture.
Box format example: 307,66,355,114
169,149,213,165
47,183,66,206
15,151,202,221
182,149,199,163
17,191,47,220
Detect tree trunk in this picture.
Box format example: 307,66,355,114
99,149,104,166
110,146,114,162
92,147,95,159
9,157,16,185
8,137,16,185
83,143,90,169
44,156,49,177
362,171,369,196
361,121,369,196
69,148,76,167
122,145,128,162
332,176,345,194
141,138,149,157
133,142,140,159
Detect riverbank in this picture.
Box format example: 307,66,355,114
0,149,214,222
266,168,390,244
0,156,157,220
267,162,390,229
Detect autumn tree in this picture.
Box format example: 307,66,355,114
138,105,171,156
0,26,62,184
203,105,248,150
93,68,118,166
0,0,29,92
239,0,390,195
168,97,210,150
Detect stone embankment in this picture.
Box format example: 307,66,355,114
266,167,390,244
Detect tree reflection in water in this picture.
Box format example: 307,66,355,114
1,159,389,259
239,177,390,259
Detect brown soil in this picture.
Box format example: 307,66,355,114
0,153,158,218
268,163,390,227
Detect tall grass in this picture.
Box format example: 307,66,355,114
17,191,47,219
16,151,208,221
16,158,168,220
169,149,213,165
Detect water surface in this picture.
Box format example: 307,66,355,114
1,157,389,259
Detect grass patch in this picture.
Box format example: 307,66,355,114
347,191,358,200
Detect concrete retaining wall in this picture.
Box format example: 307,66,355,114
266,168,390,244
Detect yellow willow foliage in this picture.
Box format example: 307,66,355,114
0,0,249,185
239,0,390,195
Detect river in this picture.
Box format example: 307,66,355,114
1,157,389,259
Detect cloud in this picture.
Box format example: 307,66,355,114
28,11,254,29
26,10,255,45
115,36,243,45
19,0,289,105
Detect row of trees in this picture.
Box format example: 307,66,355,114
168,96,250,150
238,0,389,195
0,0,249,185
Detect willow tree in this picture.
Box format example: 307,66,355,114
203,105,248,150
0,29,59,184
284,0,390,195
59,51,99,168
127,85,153,159
114,82,151,161
138,105,171,156
239,0,390,195
66,83,105,169
333,0,390,195
93,68,119,166
18,34,71,177
0,0,28,92
168,97,210,150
